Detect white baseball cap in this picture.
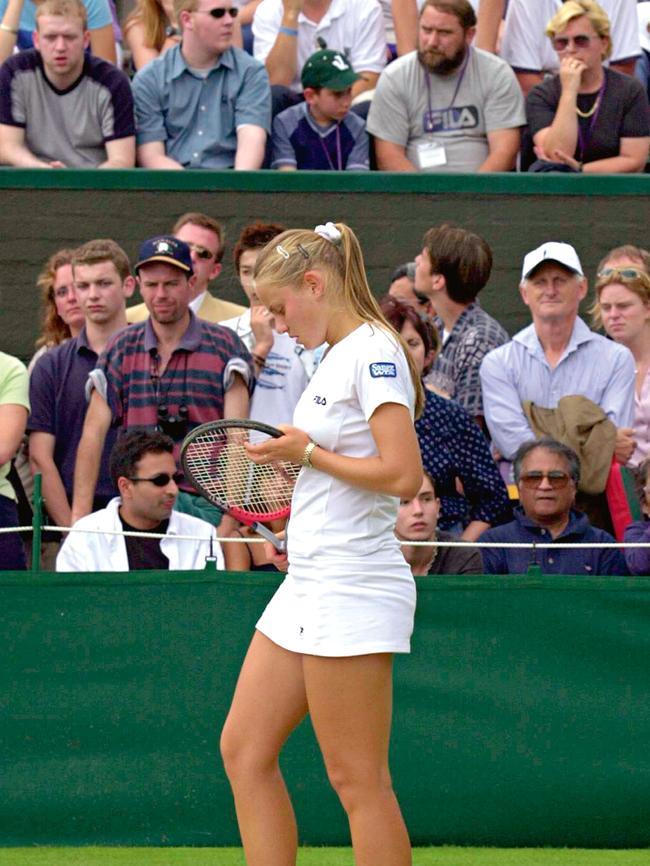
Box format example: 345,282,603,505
521,242,584,280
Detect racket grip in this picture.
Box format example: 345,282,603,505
252,521,286,553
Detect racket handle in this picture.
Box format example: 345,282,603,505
252,521,286,553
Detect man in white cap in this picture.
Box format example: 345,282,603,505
479,240,636,465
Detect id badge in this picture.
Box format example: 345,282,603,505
416,139,447,169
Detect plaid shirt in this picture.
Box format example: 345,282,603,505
424,302,508,417
91,313,254,488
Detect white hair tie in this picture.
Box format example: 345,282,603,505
314,222,342,246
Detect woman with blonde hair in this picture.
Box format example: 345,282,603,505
527,0,650,173
220,221,423,866
123,0,180,70
592,265,650,468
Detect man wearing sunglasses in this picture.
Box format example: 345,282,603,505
58,428,223,571
132,0,271,169
478,437,628,575
127,212,247,324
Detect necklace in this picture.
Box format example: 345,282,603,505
576,90,601,118
576,95,600,118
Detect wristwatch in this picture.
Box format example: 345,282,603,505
165,25,180,38
301,441,317,468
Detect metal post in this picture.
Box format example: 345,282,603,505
31,473,43,574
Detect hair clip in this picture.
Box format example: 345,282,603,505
314,222,342,246
297,244,310,259
276,244,290,259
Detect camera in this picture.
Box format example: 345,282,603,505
156,404,189,440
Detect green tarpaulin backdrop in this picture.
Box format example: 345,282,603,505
1,570,648,848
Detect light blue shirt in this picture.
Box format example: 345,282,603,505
132,43,270,170
2,0,113,49
480,317,636,459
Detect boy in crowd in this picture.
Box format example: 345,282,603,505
396,471,483,576
221,222,311,427
271,48,369,171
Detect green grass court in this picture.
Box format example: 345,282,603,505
0,849,647,865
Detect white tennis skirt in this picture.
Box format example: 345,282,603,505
256,549,416,656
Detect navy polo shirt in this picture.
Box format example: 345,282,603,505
28,328,118,501
271,101,369,171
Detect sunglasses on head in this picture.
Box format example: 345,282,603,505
519,471,572,490
597,267,645,280
552,34,594,51
197,6,238,18
128,472,184,487
187,242,215,260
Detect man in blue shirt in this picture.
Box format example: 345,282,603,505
480,241,636,463
133,0,270,169
479,438,628,575
28,239,135,532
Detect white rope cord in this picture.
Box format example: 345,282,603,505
2,524,649,549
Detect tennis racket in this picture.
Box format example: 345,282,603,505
180,419,301,551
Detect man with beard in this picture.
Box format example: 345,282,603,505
367,0,525,172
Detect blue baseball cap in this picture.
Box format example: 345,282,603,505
134,235,194,276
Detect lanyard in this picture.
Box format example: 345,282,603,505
424,47,471,117
576,74,606,160
319,123,342,171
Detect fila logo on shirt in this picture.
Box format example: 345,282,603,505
369,362,397,378
313,395,327,406
423,106,479,134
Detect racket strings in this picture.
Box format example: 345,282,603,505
183,432,300,517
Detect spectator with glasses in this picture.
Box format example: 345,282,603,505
591,264,650,469
132,0,270,169
387,261,434,319
526,0,650,173
58,428,223,571
127,212,246,324
479,438,628,575
495,1,640,98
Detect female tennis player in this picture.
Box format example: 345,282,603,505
219,222,424,866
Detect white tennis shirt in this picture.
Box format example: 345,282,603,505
287,322,415,559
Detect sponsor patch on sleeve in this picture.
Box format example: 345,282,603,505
369,361,397,378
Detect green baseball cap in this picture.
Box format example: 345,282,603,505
301,49,362,91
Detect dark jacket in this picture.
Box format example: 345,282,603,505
479,508,628,576
623,520,650,576
426,530,483,575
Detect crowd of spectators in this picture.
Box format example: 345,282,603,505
1,211,649,577
0,0,648,576
0,0,648,172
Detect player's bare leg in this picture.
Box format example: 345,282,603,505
304,652,411,866
221,631,308,866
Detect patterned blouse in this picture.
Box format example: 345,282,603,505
416,389,512,531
